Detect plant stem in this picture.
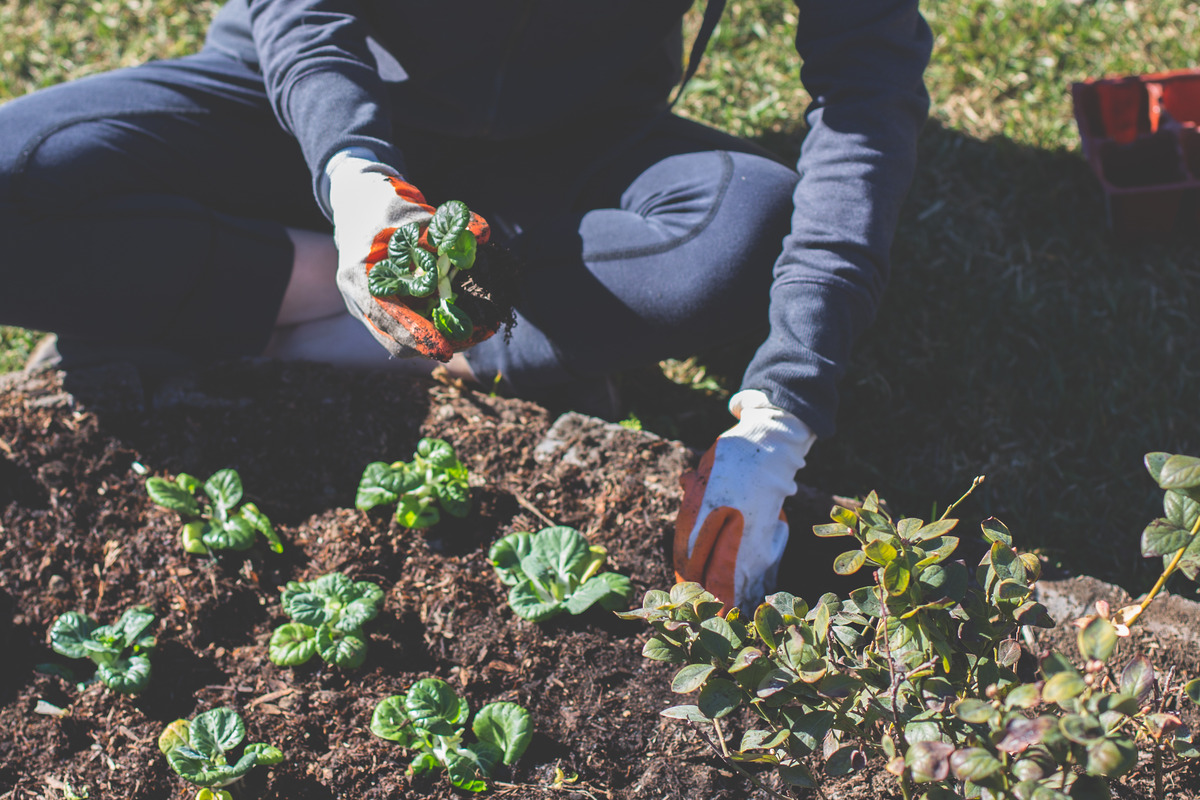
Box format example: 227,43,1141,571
1130,514,1200,625
938,475,985,522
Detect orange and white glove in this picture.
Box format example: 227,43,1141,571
674,390,817,611
327,150,491,362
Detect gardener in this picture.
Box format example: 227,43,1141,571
0,1,931,611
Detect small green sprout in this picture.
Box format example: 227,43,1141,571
368,200,480,341
48,605,156,694
370,678,531,792
356,438,471,529
268,572,385,669
158,708,283,799
489,526,632,622
146,468,282,555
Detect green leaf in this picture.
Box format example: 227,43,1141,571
660,704,707,722
442,229,478,270
435,475,472,518
697,616,739,660
813,522,853,538
1158,455,1200,490
203,517,256,551
190,708,245,760
849,586,882,617
396,495,439,529
528,526,591,584
1184,678,1200,705
370,695,414,744
1043,670,1087,704
1068,775,1112,800
405,678,469,736
98,655,152,693
981,517,1013,545
864,538,898,565
917,561,968,603
49,611,96,659
643,636,686,663
1005,683,1042,710
489,532,534,586
833,549,866,575
146,477,200,516
336,597,382,632
355,462,408,510
787,710,833,755
910,519,959,542
1141,519,1191,558
240,503,282,553
754,602,784,649
672,664,716,694
245,743,284,766
182,521,209,554
159,719,191,755
697,678,744,719
203,469,243,513
949,747,1002,783
1165,489,1200,532
1085,737,1136,777
284,592,332,626
1119,656,1155,706
429,200,471,254
1077,617,1118,662
268,623,316,666
508,581,563,622
473,702,532,764
564,571,632,615
432,298,474,342
882,557,912,595
954,698,996,724
315,626,367,669
1060,714,1106,745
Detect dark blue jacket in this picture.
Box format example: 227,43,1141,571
205,0,932,439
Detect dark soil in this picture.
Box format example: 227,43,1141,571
1,363,1197,800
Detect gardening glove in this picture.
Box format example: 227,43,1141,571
674,389,817,611
327,150,491,362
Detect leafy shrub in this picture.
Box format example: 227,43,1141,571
268,572,385,669
158,707,283,799
48,605,156,693
146,468,282,555
370,678,532,792
622,469,1200,800
489,525,632,621
356,438,471,528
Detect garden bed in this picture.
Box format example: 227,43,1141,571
0,362,1198,799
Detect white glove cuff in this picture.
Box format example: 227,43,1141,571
727,389,817,475
320,147,390,217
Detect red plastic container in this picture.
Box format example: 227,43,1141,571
1071,68,1200,238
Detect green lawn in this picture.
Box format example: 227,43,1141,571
2,0,1198,594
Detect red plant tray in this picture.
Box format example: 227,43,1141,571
1071,67,1200,238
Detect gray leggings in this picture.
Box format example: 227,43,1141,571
0,50,798,390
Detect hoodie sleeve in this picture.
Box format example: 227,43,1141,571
247,0,407,214
741,0,932,440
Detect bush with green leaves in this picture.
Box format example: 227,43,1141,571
158,707,283,799
368,200,481,341
268,572,385,670
356,438,471,528
370,678,532,792
622,474,1200,800
146,468,282,556
48,605,156,694
489,525,632,622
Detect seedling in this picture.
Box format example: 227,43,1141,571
356,438,471,529
489,526,632,622
48,605,156,694
368,200,481,341
158,707,283,799
146,468,282,555
370,678,531,792
268,572,384,669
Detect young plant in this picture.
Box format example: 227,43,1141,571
268,572,384,669
146,468,283,556
48,605,156,694
370,678,531,792
158,707,283,799
489,525,632,622
356,438,471,529
621,478,1200,800
368,200,481,341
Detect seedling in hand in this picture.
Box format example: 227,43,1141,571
158,707,283,799
489,526,632,622
356,438,471,529
268,572,384,669
48,605,156,694
371,678,531,792
146,468,283,555
368,200,480,341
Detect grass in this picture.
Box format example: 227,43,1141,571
2,0,1199,595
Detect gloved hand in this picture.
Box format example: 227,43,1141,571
674,389,817,611
327,152,491,362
